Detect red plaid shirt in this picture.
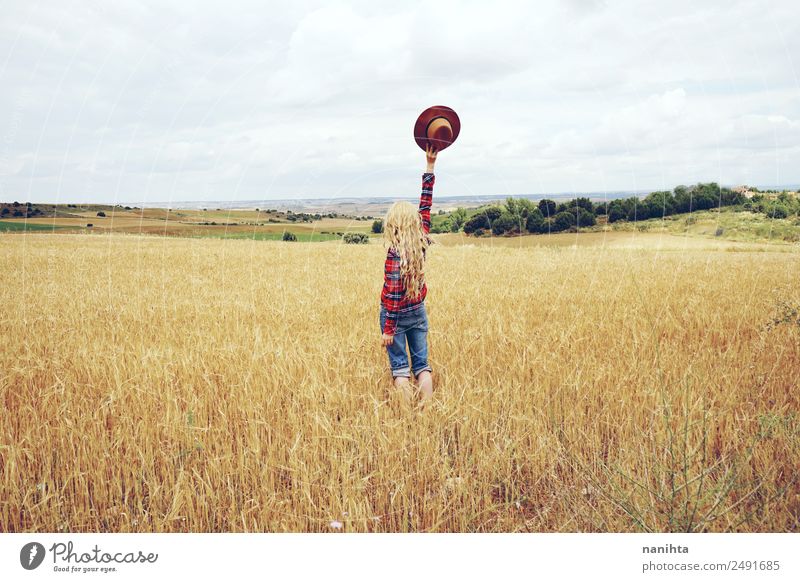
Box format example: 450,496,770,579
380,172,434,336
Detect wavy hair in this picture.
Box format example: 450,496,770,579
383,201,433,301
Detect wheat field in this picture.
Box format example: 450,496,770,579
1,233,798,532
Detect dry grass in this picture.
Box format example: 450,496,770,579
434,230,795,251
1,233,798,532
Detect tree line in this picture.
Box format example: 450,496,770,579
427,183,799,236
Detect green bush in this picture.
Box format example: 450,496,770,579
371,219,383,234
463,214,490,235
430,221,450,234
538,199,557,217
449,208,468,232
491,212,520,235
576,207,596,228
608,203,626,223
282,231,297,241
551,211,576,232
343,232,369,244
767,204,789,219
525,208,546,233
483,206,503,222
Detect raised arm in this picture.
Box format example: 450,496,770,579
419,144,437,234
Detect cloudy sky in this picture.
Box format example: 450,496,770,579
1,0,798,204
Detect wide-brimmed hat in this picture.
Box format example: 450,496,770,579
414,105,460,151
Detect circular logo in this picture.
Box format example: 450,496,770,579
20,542,46,570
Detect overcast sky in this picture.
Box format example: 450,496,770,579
1,0,798,204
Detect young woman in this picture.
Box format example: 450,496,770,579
379,144,438,404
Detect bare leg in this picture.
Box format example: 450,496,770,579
393,376,413,405
416,370,433,403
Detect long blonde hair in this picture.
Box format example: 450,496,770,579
383,201,433,300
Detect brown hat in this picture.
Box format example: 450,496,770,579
414,105,461,151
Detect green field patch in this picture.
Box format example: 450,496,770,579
0,220,74,232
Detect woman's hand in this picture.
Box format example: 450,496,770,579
425,143,438,173
381,333,394,347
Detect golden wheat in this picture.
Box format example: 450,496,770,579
1,233,798,532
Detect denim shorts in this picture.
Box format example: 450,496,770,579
379,303,432,379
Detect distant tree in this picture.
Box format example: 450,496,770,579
594,201,609,215
481,206,503,222
343,232,369,244
282,231,297,241
504,197,522,218
767,204,789,219
86,223,93,228
491,212,519,235
721,188,746,207
551,211,576,232
643,190,675,218
504,198,536,228
449,207,468,232
96,211,106,217
371,219,384,234
463,213,490,235
626,198,644,221
673,185,692,213
12,209,23,217
575,207,596,228
519,199,537,218
525,208,546,233
607,201,626,223
1,208,8,216
687,183,720,212
430,221,451,234
559,197,594,213
538,199,557,217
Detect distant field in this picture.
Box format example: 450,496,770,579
433,230,793,252
1,233,798,532
0,220,72,232
606,209,800,244
2,213,374,239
